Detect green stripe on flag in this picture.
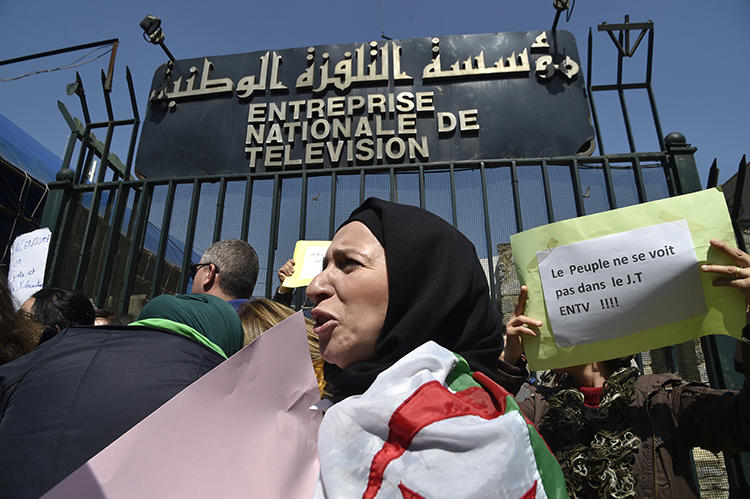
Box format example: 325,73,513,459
447,353,481,392
505,394,569,499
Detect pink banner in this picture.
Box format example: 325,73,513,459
44,312,321,498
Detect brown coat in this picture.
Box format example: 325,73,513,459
515,371,750,498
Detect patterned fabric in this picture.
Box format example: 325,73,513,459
315,342,567,499
537,368,641,499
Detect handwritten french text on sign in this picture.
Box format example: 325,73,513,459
8,228,51,309
283,240,332,288
537,220,705,347
299,246,327,280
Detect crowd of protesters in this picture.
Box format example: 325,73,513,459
0,198,749,497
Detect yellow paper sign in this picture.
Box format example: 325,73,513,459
509,188,744,370
281,240,331,288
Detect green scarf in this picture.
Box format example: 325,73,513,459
133,294,243,358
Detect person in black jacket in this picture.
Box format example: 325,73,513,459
0,293,243,499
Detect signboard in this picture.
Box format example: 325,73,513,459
8,228,51,309
136,31,594,177
509,188,744,370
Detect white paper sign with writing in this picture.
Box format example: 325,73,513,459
537,219,706,347
8,228,52,309
300,245,327,279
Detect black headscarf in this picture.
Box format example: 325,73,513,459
325,197,503,400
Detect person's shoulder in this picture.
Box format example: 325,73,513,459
226,298,249,311
633,372,686,397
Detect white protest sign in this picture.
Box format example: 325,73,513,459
300,245,327,279
283,240,331,288
537,219,706,347
8,228,52,309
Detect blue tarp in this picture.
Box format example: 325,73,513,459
0,113,60,183
0,113,198,268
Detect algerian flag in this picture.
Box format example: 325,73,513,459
314,341,567,498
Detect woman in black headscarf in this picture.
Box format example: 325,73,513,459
308,198,566,498
309,197,502,401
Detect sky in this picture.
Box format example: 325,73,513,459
0,0,749,186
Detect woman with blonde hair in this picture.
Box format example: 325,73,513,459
238,298,327,397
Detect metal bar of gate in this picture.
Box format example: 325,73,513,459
126,188,141,238
94,182,130,306
299,172,308,240
102,179,116,223
616,30,637,153
60,132,78,171
150,181,177,299
388,167,396,202
661,155,679,198
510,161,524,231
706,159,719,189
328,172,337,239
100,70,115,122
72,184,106,289
540,160,555,223
569,158,585,217
95,122,115,183
419,165,426,210
479,162,497,303
178,179,203,293
118,182,153,314
73,126,92,184
0,38,119,67
47,190,78,287
123,67,140,180
266,175,282,298
212,178,228,243
590,83,648,91
240,176,254,241
632,156,648,203
296,172,310,307
359,169,366,204
601,158,618,209
645,26,666,152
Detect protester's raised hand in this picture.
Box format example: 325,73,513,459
277,259,295,293
500,285,543,365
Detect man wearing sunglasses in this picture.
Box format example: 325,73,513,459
190,239,259,311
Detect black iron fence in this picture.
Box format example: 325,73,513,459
40,146,691,315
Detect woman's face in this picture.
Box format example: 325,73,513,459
307,221,389,369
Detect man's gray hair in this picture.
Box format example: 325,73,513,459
202,239,259,299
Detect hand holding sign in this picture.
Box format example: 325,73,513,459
510,188,745,371
280,241,331,288
277,259,296,293
500,286,541,365
702,238,750,321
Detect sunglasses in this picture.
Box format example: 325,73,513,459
189,262,218,279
